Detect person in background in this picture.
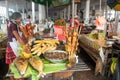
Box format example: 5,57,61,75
6,12,27,80
70,15,80,27
26,15,31,24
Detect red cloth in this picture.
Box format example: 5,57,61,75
54,25,66,41
6,47,16,64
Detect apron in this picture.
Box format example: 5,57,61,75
9,24,22,57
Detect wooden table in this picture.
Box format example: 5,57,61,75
49,57,91,80
6,57,90,80
79,34,112,76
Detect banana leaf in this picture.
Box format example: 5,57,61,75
10,56,67,79
10,63,32,79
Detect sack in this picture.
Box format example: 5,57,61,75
9,38,19,57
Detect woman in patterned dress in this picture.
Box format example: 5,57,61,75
6,12,27,80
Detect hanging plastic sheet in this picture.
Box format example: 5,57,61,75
107,0,120,11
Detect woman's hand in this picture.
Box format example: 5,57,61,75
13,30,26,45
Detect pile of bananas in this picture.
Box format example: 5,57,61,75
110,57,117,74
31,39,60,56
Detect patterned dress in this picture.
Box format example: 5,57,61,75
6,21,19,64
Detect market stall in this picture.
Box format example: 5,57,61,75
6,23,90,80
0,34,7,59
79,34,112,75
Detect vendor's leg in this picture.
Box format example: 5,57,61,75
17,78,24,80
10,76,16,80
95,60,103,75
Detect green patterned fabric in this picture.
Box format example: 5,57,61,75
31,0,70,6
32,0,52,6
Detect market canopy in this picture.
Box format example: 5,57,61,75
32,0,52,6
107,0,120,11
32,0,71,6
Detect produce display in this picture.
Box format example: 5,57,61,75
110,57,117,74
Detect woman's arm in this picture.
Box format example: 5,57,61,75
22,34,28,43
13,30,26,45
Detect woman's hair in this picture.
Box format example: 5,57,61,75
10,12,22,21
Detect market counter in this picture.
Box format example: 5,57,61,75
79,34,112,75
8,57,90,80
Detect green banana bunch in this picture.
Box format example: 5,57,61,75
110,57,117,74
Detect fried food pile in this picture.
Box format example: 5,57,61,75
14,57,28,76
31,39,60,56
13,56,44,77
44,52,68,60
29,57,45,77
20,24,35,39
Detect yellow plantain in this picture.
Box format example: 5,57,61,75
31,46,40,52
34,40,44,44
41,44,47,54
46,44,56,52
32,48,42,54
32,43,42,49
37,50,42,56
47,44,57,51
111,62,114,74
43,40,59,44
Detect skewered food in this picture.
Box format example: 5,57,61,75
65,27,79,67
14,57,28,76
31,39,60,56
20,24,35,40
29,57,45,77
